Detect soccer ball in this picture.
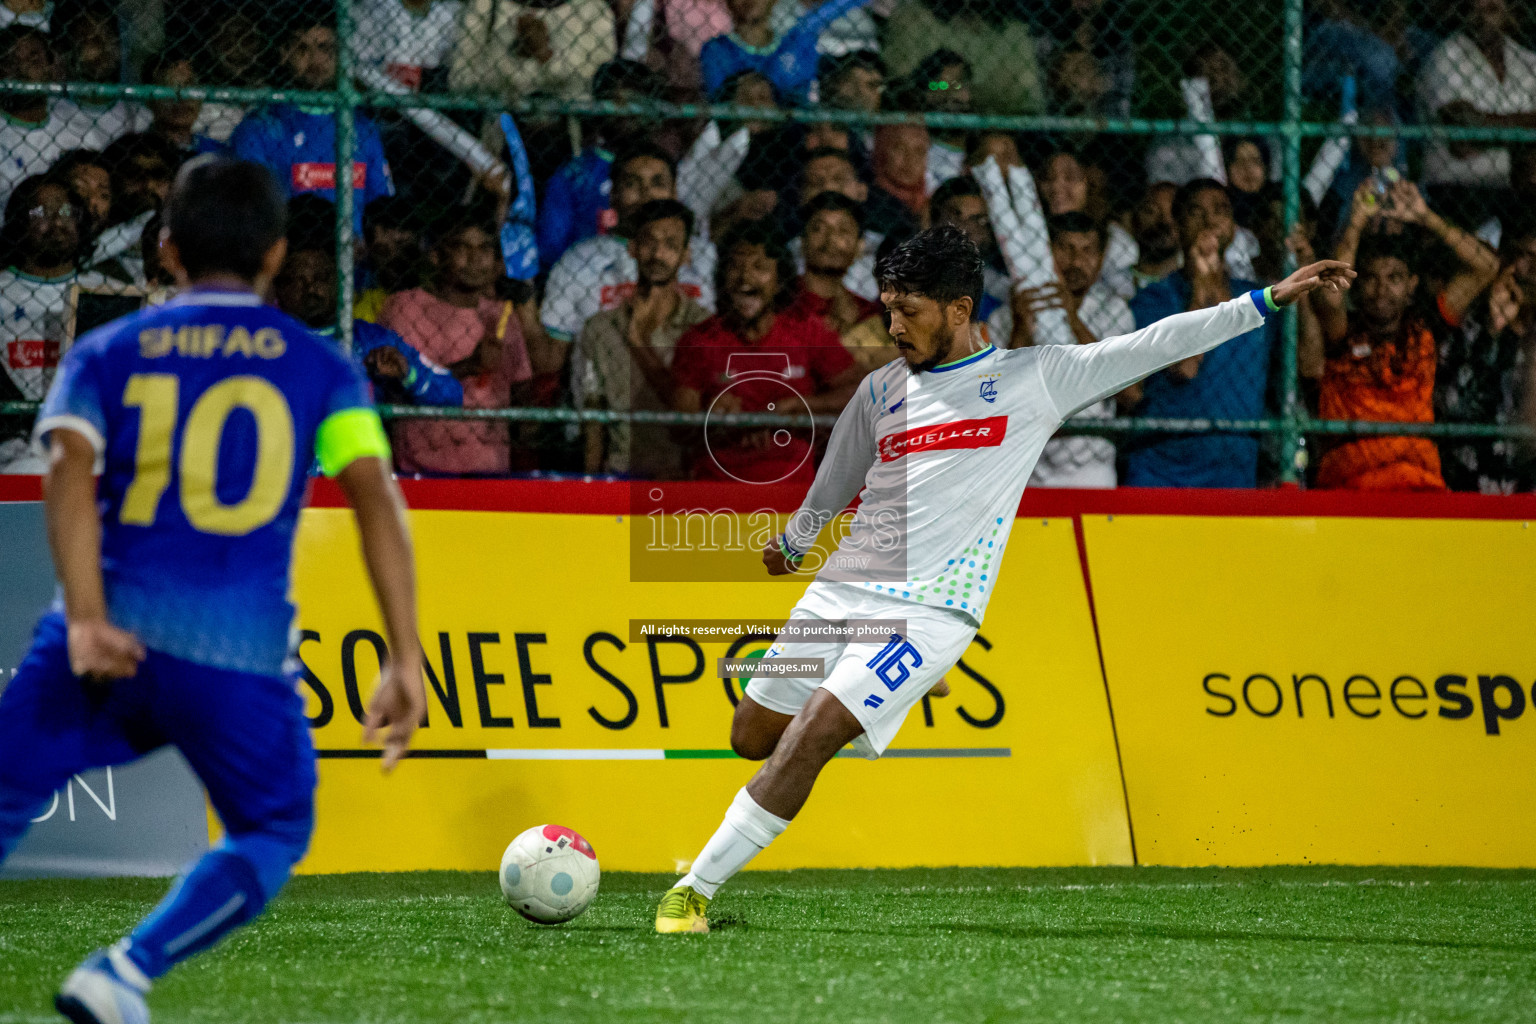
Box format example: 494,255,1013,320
499,824,600,924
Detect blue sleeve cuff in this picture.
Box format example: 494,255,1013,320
1249,287,1280,315
778,534,805,561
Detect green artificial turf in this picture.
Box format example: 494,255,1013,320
3,867,1534,1023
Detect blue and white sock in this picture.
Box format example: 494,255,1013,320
121,838,293,979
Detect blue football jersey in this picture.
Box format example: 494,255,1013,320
34,288,385,676
230,104,394,234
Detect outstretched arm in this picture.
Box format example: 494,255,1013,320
767,376,878,575
334,456,426,771
1037,261,1355,419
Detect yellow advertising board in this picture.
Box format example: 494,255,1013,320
1085,514,1536,868
290,510,1132,872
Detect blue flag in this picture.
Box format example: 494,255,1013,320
500,112,540,281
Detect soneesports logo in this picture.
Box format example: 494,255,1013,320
878,416,1007,462
1203,671,1535,735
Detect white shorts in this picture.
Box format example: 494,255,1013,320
745,580,979,759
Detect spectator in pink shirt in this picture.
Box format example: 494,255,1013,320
380,207,535,475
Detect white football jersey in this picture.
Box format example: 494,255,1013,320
540,233,717,341
0,268,107,401
54,98,150,146
0,100,113,212
781,293,1270,626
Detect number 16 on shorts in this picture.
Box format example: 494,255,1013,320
864,633,923,707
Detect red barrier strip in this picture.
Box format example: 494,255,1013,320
7,475,1536,520
306,480,1536,519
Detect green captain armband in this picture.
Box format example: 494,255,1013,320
316,407,392,477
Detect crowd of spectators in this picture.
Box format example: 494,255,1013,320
3,0,1536,491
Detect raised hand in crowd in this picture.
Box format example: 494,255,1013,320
476,165,514,227
622,285,682,405
1286,221,1316,266
449,320,506,380
1376,179,1430,226
366,346,411,382
1187,230,1228,310
1006,282,1092,349
1286,222,1327,382
1488,264,1525,336
513,13,555,64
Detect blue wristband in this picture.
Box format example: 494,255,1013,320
778,534,804,561
1249,287,1282,316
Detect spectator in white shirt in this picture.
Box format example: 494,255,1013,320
138,53,226,159
988,211,1134,488
819,48,883,114
355,0,464,91
451,0,616,101
94,133,178,272
540,142,716,347
355,0,474,209
929,175,1010,325
896,49,971,194
1419,0,1536,227
55,3,146,143
0,0,48,30
1145,42,1250,186
0,26,111,214
186,10,267,143
0,173,107,471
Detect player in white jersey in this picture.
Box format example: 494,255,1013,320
654,224,1353,933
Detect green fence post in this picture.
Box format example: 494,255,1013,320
1278,0,1305,485
335,0,357,351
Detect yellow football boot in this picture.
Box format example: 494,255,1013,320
654,885,710,934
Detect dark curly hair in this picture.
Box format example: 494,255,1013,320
873,222,984,319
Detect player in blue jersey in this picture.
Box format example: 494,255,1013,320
0,157,427,1024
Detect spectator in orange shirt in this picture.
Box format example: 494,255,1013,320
1305,178,1498,490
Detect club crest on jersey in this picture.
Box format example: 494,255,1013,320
978,373,1001,404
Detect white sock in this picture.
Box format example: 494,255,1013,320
677,788,790,899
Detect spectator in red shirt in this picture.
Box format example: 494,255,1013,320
672,221,863,483
792,192,881,335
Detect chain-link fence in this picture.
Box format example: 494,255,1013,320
1,0,1535,488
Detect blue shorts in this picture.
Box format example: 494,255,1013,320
0,611,316,855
